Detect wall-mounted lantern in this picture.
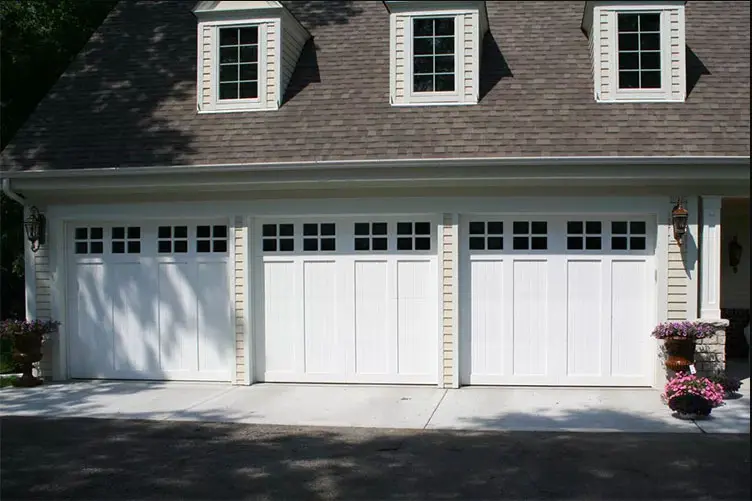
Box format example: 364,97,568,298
671,198,689,245
24,206,46,253
728,236,743,273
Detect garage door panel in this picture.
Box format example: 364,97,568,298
566,260,603,377
397,259,436,377
611,259,649,377
512,259,549,376
354,260,392,375
303,260,344,375
469,259,505,377
113,262,157,375
71,263,111,378
157,261,196,373
197,261,231,373
262,260,299,376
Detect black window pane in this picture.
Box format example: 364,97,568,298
213,240,227,253
469,237,485,250
354,238,370,251
279,224,294,237
279,239,294,252
303,238,318,251
413,56,433,74
397,237,412,250
586,221,602,234
90,241,103,254
240,46,258,63
75,227,88,240
531,237,547,250
531,221,547,234
641,14,660,32
372,238,388,251
630,221,646,234
487,222,503,235
220,64,238,82
220,28,238,46
372,222,387,235
641,71,661,89
568,237,583,250
469,222,485,235
127,241,140,254
434,37,454,54
618,33,638,51
415,222,431,235
197,226,211,238
640,33,661,51
641,52,661,70
239,27,258,45
320,238,336,251
435,56,454,73
303,224,318,236
630,237,646,250
158,241,172,253
197,240,211,253
354,223,369,236
397,222,412,235
127,227,140,239
158,226,171,239
112,227,125,240
415,237,431,250
213,225,227,238
320,223,335,236
487,237,503,250
413,74,433,92
435,74,454,92
174,240,188,253
513,222,529,234
618,13,639,32
619,52,639,70
612,236,628,250
75,242,87,254
586,237,602,250
112,241,125,254
435,18,453,35
239,82,258,99
263,239,277,252
219,47,238,64
219,83,238,100
238,63,258,81
619,71,639,89
513,237,529,250
262,224,277,237
174,226,188,239
612,221,628,234
567,221,583,234
414,37,433,55
414,18,433,37
90,227,104,240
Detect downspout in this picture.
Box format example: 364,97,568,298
2,178,27,206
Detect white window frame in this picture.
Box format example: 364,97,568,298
216,25,262,105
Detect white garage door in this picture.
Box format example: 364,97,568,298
67,221,233,381
460,215,655,386
256,217,439,384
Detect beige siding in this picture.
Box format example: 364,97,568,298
200,25,213,109
280,16,307,103
667,239,688,320
234,217,247,384
588,16,597,99
462,13,475,102
598,10,611,101
34,244,54,379
266,21,277,106
394,16,406,99
669,9,683,100
441,214,455,387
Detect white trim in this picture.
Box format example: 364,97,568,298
699,196,723,319
450,212,460,388
244,215,253,385
23,206,36,321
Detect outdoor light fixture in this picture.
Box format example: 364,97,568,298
24,206,46,253
728,236,743,273
671,197,689,245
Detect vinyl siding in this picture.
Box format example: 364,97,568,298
667,238,688,320
234,217,247,384
598,10,611,101
462,13,475,102
280,14,308,103
266,20,277,106
394,16,406,100
200,24,213,109
34,244,54,379
669,8,685,100
441,214,454,387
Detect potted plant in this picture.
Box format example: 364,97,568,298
663,372,725,419
708,371,742,399
651,321,717,371
0,319,59,388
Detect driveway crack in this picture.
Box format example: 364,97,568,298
423,389,448,430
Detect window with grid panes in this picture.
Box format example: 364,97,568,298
218,26,259,100
412,17,455,93
617,13,662,89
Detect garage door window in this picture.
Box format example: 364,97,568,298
158,226,189,253
354,222,388,251
303,223,336,252
262,223,294,252
468,221,503,250
112,226,141,254
397,222,431,251
611,221,647,250
197,225,228,253
74,227,104,254
566,221,602,251
512,221,547,250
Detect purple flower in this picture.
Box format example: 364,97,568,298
651,321,718,340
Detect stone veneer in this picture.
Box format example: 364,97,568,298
660,319,729,382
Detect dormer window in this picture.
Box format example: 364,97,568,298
412,17,456,93
218,26,260,100
617,13,661,90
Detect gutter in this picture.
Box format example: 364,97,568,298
1,178,27,206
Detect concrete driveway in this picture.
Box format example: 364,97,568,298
2,378,749,433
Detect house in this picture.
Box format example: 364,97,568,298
0,0,748,389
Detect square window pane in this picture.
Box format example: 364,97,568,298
112,227,125,240
158,226,171,239
619,71,639,89
413,56,433,74
531,237,547,250
90,241,103,254
469,222,485,235
641,71,661,88
197,240,211,253
415,222,431,235
174,240,188,253
239,63,258,81
531,221,547,234
372,238,388,251
640,14,660,32
513,237,529,250
618,13,639,32
435,55,454,73
567,237,583,250
75,242,88,254
240,45,258,63
641,52,661,71
263,239,277,252
262,224,277,237
612,236,628,250
279,239,294,252
612,221,628,234
91,227,104,240
413,74,433,93
630,221,646,234
513,221,529,234
197,226,211,238
320,223,336,236
354,222,369,236
618,33,639,51
414,38,433,55
618,52,639,70
127,241,140,254
75,227,88,240
469,237,485,250
303,238,318,251
567,221,583,234
630,237,646,250
397,222,412,235
219,65,238,83
435,74,454,92
586,221,602,234
174,226,188,239
320,238,336,251
585,237,602,250
354,238,370,251
640,33,661,51
239,27,258,45
397,237,413,251
219,83,238,100
239,82,258,98
158,241,172,253
372,222,387,235
213,240,228,253
213,225,227,238
434,37,454,54
415,237,431,250
487,222,503,235
128,227,140,239
435,18,454,36
219,28,239,46
219,47,238,64
414,18,433,37
487,237,503,250
303,224,318,236
279,224,294,237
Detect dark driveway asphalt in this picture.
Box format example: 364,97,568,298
1,416,749,501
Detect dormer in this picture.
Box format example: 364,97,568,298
385,1,488,106
582,1,686,103
193,1,310,112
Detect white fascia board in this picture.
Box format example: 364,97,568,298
582,0,685,34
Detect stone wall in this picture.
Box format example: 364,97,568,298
694,319,729,377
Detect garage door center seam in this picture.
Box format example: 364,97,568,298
423,389,448,429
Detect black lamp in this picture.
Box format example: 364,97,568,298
728,236,743,273
671,198,689,245
24,206,46,252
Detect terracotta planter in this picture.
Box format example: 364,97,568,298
10,333,44,388
664,338,695,372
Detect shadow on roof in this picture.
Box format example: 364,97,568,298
479,31,513,103
686,45,711,99
287,1,364,29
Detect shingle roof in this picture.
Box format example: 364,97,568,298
1,0,749,172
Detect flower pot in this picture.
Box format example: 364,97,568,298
673,411,710,420
10,332,44,388
664,338,695,372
